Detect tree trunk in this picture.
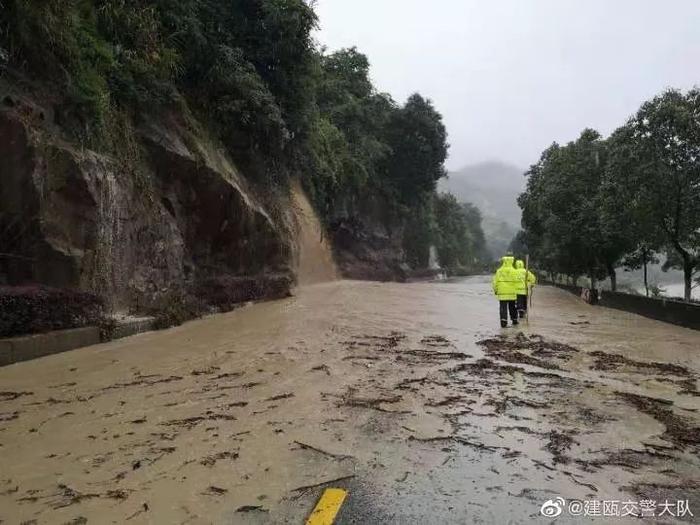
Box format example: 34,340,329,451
671,242,692,301
643,258,649,297
607,264,617,292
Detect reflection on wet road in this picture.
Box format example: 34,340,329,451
0,277,698,524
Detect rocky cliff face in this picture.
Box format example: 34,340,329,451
328,193,407,282
0,92,295,311
330,217,406,281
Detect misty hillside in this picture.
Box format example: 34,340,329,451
439,161,525,259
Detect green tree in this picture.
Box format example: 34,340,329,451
460,202,490,263
433,194,488,269
403,197,437,269
384,94,449,205
621,247,659,297
304,48,394,218
519,130,628,289
508,230,528,261
624,89,700,300
602,123,661,296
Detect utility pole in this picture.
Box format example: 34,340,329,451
525,254,530,324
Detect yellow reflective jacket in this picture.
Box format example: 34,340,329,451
492,256,519,301
514,260,537,295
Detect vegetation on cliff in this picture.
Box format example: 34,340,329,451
0,0,486,271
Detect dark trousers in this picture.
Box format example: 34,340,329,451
517,294,528,315
499,300,518,324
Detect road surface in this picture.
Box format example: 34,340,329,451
0,277,698,524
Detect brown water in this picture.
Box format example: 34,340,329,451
290,181,338,286
0,278,698,524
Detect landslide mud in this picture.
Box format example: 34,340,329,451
0,278,698,524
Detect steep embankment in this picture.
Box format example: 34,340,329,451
0,91,296,312
291,181,337,285
0,85,412,320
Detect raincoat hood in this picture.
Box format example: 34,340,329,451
512,259,537,294
500,256,515,268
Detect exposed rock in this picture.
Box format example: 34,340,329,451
330,215,406,281
0,93,294,312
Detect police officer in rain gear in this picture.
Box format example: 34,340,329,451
492,255,519,327
514,260,537,319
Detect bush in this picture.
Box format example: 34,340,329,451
144,275,292,329
195,275,292,311
0,285,104,338
145,290,204,330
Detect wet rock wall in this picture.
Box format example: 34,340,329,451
0,93,295,312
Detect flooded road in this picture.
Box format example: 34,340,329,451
0,277,698,524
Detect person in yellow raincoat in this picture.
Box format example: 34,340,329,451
515,261,537,319
514,260,537,319
492,255,520,328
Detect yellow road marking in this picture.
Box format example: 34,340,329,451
305,488,348,525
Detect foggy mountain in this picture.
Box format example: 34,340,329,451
439,161,525,259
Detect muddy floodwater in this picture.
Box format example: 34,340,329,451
1,277,699,524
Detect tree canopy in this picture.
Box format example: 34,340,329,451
519,88,700,300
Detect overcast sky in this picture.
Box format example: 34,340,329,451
314,0,700,171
